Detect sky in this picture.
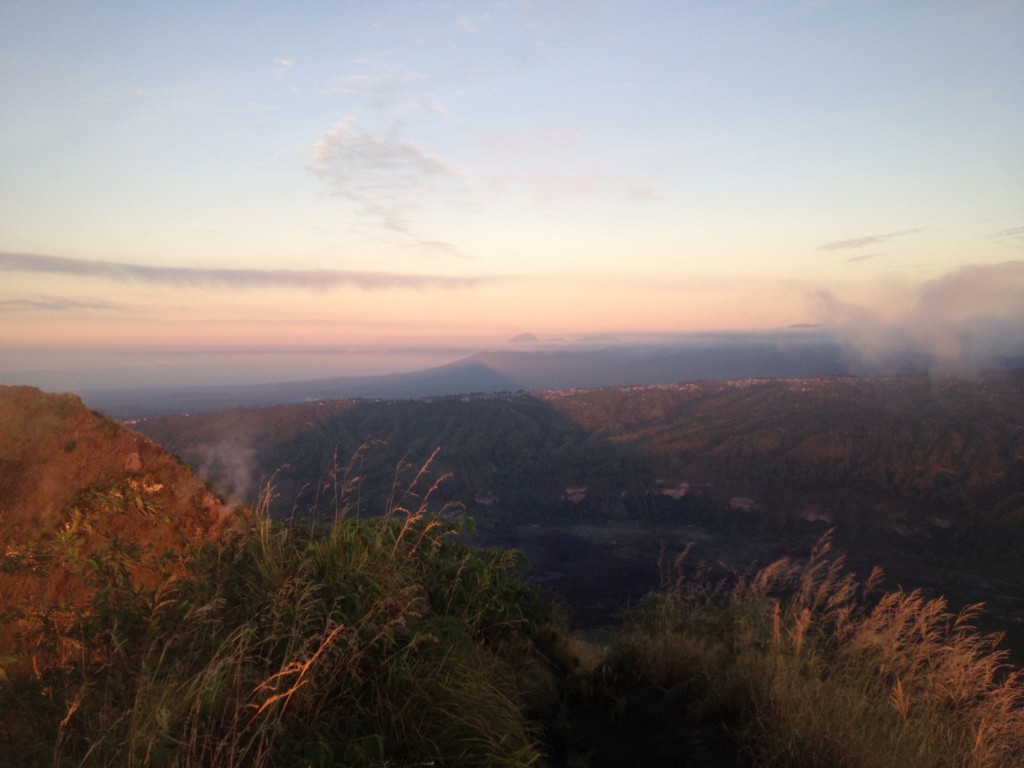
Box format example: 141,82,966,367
2,1,1023,388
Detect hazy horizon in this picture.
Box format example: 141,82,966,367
0,327,835,392
2,2,1022,381
4,321,1023,397
0,343,486,392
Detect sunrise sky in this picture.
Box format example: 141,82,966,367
2,1,1022,388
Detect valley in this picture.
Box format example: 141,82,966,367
134,371,1024,660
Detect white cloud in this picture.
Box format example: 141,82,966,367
814,261,1024,372
308,119,469,256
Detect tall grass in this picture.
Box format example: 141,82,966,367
3,450,552,767
609,531,1024,767
6,447,1023,767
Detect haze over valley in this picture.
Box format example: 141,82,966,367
6,325,1015,419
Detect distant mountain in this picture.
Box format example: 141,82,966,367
449,341,851,391
81,336,853,418
77,329,1024,420
509,332,540,343
78,359,516,418
0,386,243,672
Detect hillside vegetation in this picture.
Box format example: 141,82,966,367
2,453,1022,765
3,383,1024,766
137,373,1024,568
0,386,245,674
2,459,559,767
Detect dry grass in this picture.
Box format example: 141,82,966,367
612,531,1024,767
6,437,1023,768
1,449,551,768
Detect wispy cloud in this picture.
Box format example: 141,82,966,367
310,120,454,181
477,123,606,205
0,252,484,291
0,295,126,311
819,228,922,251
994,225,1024,243
307,119,469,257
481,124,580,154
456,15,484,33
846,253,881,264
321,56,451,126
628,184,664,201
371,12,492,44
321,60,447,122
322,61,429,103
497,169,601,204
814,260,1024,372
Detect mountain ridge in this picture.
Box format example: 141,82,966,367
79,338,855,418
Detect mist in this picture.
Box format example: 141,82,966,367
0,346,478,392
815,261,1024,374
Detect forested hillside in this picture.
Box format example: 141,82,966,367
137,373,1024,566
